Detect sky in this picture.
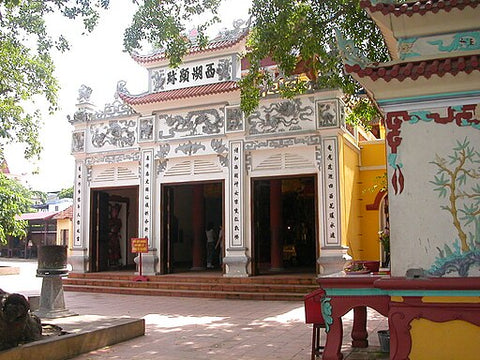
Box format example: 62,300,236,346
5,1,251,193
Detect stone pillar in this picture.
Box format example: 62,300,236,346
191,184,205,270
270,179,284,271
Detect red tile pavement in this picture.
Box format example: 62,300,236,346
64,292,389,360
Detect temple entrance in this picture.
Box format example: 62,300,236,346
252,176,317,275
162,181,223,274
90,186,139,272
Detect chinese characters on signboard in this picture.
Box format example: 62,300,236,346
229,141,244,247
142,150,153,247
323,138,340,246
131,238,148,253
74,162,83,247
150,56,234,93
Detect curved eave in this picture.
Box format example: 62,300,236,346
119,81,239,106
345,55,480,101
346,55,480,82
360,0,479,17
131,32,248,66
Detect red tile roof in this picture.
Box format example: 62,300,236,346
131,33,247,65
53,205,73,220
119,81,239,106
18,211,59,221
345,54,480,82
360,0,479,16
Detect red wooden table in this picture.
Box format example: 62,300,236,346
310,273,390,360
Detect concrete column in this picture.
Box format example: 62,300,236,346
191,184,205,270
270,179,284,271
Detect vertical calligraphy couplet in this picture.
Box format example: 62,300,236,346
141,149,153,247
323,138,340,246
229,141,244,248
73,161,84,247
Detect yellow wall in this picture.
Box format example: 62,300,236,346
410,318,480,359
358,140,386,260
338,134,361,258
56,218,73,256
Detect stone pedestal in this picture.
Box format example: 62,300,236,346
134,253,158,276
34,276,76,319
223,251,249,277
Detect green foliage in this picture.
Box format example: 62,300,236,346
58,186,74,199
124,0,222,68
122,0,389,124
0,0,111,161
0,173,32,245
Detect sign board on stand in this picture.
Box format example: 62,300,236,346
131,238,148,282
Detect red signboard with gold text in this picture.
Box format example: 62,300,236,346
131,238,148,253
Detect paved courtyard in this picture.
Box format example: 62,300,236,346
1,259,389,359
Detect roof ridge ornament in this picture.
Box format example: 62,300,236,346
335,30,373,68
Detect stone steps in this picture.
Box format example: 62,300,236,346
63,272,318,301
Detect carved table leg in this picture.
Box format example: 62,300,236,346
322,316,344,360
351,306,368,348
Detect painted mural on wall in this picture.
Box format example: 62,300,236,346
386,104,480,277
428,138,480,277
385,104,479,195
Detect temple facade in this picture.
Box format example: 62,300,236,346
68,22,386,278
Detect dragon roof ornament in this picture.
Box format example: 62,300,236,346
335,30,373,69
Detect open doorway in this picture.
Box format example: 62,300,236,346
252,176,317,275
162,181,223,274
90,186,139,272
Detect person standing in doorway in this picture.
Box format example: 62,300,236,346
216,225,224,268
206,222,216,269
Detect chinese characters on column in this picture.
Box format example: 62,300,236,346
229,141,244,247
74,162,83,247
142,150,153,247
323,138,340,245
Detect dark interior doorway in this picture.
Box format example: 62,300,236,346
90,186,139,272
252,176,317,275
162,182,223,274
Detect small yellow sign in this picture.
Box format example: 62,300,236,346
131,238,148,253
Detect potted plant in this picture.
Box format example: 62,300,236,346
378,228,390,268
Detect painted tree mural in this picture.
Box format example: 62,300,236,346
429,137,480,276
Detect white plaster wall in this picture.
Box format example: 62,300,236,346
388,112,480,276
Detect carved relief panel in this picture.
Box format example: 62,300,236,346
158,108,224,140
88,119,137,151
247,97,315,135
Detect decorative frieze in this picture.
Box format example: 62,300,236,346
158,108,224,139
225,106,244,132
174,141,206,155
72,131,85,153
90,120,137,148
247,98,314,135
317,99,342,128
245,135,321,150
139,116,155,142
398,31,480,60
211,139,229,167
85,152,141,166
